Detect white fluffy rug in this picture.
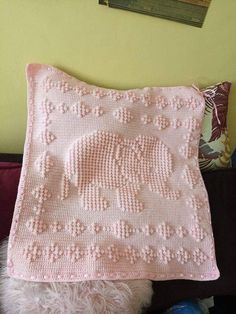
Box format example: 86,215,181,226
0,239,153,314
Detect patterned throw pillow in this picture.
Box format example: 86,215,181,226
7,64,219,282
199,82,231,172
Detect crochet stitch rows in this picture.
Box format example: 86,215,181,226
7,64,219,282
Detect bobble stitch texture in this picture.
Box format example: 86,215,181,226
140,94,152,107
141,114,152,125
113,220,133,239
190,224,207,242
35,151,54,178
143,224,155,236
187,196,204,210
108,90,123,101
92,105,104,117
179,144,195,159
41,98,55,115
56,80,71,93
74,86,89,96
156,222,174,240
43,77,53,92
66,244,84,262
171,96,185,110
60,174,70,200
113,107,133,124
31,185,51,203
158,247,173,264
26,217,47,235
155,96,169,109
140,246,155,264
182,118,200,131
183,133,195,143
65,131,179,213
182,166,199,189
125,246,139,264
21,243,211,266
88,223,102,234
44,243,63,263
50,221,63,233
106,245,120,263
92,89,107,99
192,249,208,265
65,219,86,237
71,101,90,118
88,245,104,260
125,92,139,103
33,204,45,215
39,130,56,145
170,119,182,129
58,102,69,114
176,248,191,264
153,115,170,130
23,243,42,262
176,226,188,238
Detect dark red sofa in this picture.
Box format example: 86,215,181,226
0,153,236,313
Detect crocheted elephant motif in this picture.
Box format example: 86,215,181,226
64,131,180,212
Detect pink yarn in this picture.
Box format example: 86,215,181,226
7,64,219,282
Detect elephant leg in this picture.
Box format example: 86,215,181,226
116,185,144,213
149,178,180,200
81,184,109,211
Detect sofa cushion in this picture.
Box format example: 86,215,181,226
199,82,231,172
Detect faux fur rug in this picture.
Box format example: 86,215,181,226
0,239,153,314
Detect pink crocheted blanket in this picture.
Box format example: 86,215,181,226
7,64,220,282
